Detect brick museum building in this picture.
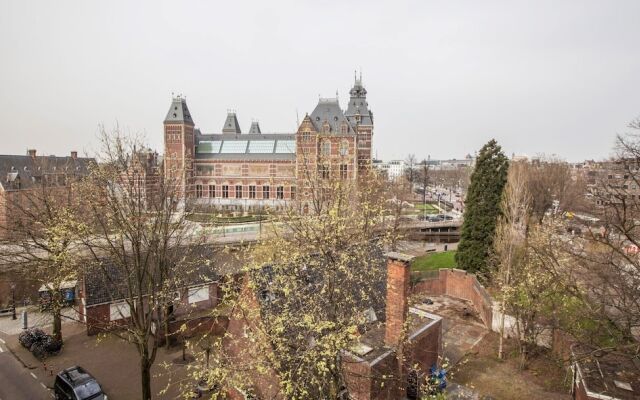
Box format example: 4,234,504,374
164,76,374,211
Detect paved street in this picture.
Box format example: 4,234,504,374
0,336,52,400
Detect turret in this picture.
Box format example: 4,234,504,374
222,111,242,134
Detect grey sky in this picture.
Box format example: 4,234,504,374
1,0,639,162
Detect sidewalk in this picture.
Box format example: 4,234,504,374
0,306,77,335
4,322,193,399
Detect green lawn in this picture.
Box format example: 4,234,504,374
404,203,439,215
186,213,268,224
411,250,457,271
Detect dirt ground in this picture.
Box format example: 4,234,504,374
451,332,572,400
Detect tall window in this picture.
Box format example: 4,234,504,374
340,164,348,179
290,186,296,200
208,184,215,198
319,165,330,180
196,184,203,198
263,185,270,199
249,185,256,199
340,140,349,156
276,186,284,200
236,185,242,199
321,140,331,156
222,185,229,198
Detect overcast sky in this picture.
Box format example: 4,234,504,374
1,0,639,162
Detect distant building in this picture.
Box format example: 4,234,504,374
373,159,406,180
164,76,374,212
0,149,94,240
428,155,475,171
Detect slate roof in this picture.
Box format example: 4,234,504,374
252,243,388,326
164,96,194,125
222,112,242,134
248,121,262,134
309,98,355,134
344,77,373,126
83,244,225,306
0,154,94,191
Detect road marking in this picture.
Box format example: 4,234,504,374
0,337,5,344
30,372,38,380
0,346,4,353
40,382,47,389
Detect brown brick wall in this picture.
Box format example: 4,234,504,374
413,269,493,329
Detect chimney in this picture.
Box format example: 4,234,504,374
27,149,36,157
384,252,414,347
70,151,78,159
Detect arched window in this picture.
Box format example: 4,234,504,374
321,140,331,156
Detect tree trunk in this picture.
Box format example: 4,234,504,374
141,355,152,400
52,291,63,342
52,310,62,342
498,300,506,360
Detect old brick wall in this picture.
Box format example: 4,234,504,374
412,269,493,329
409,319,442,372
342,355,373,400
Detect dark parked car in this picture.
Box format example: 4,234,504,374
427,214,454,222
54,366,107,400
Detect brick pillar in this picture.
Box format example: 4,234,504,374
384,252,413,347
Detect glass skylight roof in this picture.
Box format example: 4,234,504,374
248,140,275,153
220,140,248,153
197,141,222,154
275,140,296,154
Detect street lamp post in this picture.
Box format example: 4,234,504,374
10,283,16,320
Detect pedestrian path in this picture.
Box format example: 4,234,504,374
0,306,77,335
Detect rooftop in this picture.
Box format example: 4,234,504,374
573,344,640,400
348,305,440,365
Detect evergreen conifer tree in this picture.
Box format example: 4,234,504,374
455,139,509,276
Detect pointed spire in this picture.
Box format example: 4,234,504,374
222,110,242,134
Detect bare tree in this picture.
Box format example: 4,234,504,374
524,156,586,222
492,161,531,359
404,154,418,186
0,155,90,342
417,159,431,209
80,128,201,400
188,163,398,398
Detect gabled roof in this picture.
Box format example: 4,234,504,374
164,96,194,125
222,112,242,134
309,98,355,134
0,153,94,191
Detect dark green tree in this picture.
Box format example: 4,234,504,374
455,139,509,276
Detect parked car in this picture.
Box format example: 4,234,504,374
427,214,454,222
54,366,107,400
